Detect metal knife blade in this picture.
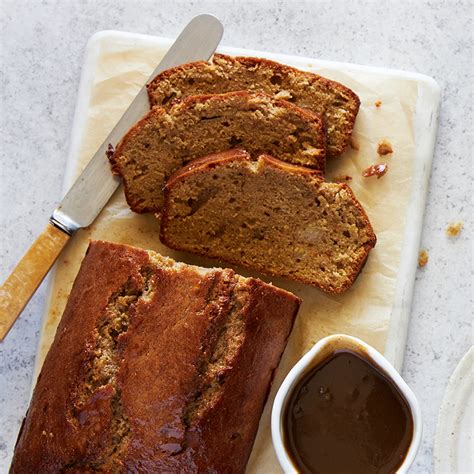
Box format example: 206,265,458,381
51,14,223,234
0,15,223,341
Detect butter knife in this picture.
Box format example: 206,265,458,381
0,14,224,341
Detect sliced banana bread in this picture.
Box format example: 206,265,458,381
11,241,300,473
110,91,326,213
161,149,376,293
147,53,360,157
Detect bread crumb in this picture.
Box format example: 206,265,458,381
350,137,360,150
375,100,382,108
274,89,292,100
332,174,353,183
377,140,393,156
362,163,388,179
105,143,115,159
418,249,429,267
446,222,463,237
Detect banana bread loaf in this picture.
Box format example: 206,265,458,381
147,53,360,157
161,149,376,293
110,91,326,213
11,241,300,473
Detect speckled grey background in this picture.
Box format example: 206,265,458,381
0,0,472,471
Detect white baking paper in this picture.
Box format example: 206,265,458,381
36,36,418,473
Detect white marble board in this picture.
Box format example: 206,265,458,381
35,30,441,380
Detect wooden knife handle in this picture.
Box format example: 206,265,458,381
0,222,70,341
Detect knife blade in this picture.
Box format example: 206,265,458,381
53,14,224,233
0,14,224,341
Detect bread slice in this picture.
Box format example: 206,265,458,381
11,240,300,473
161,149,376,293
110,91,326,213
147,53,360,157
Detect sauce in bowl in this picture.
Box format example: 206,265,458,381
283,350,413,474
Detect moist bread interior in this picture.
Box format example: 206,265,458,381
161,151,376,293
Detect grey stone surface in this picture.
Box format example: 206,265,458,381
0,0,472,471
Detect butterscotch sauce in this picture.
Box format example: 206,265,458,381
283,350,413,473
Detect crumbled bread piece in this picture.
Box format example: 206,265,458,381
375,100,382,108
362,163,388,179
377,140,393,156
446,222,463,237
418,249,429,267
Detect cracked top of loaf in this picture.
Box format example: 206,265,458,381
11,240,300,473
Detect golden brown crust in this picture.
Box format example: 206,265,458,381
110,107,166,175
160,238,374,295
166,148,252,183
147,53,360,157
146,59,209,101
161,152,376,294
253,152,326,179
165,148,324,188
11,241,300,473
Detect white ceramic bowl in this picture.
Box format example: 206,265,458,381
271,334,422,473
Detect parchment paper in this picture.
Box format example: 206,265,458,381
37,36,418,473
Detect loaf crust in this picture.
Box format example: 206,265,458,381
11,241,300,473
110,90,326,213
147,53,360,157
161,150,376,293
